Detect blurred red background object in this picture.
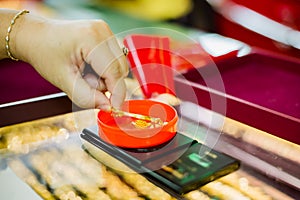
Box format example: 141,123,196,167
207,0,300,58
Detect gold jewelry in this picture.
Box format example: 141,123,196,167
111,107,164,128
122,46,129,56
5,9,30,61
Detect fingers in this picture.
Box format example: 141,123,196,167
86,36,128,77
69,73,111,110
102,61,127,108
86,36,129,109
83,73,106,91
107,37,129,77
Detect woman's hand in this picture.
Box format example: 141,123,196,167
13,13,128,110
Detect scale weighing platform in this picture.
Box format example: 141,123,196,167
81,125,240,197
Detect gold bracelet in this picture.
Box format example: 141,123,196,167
5,9,30,61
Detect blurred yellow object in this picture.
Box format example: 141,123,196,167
132,119,152,129
0,0,22,9
95,0,193,21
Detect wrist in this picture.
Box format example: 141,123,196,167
9,11,48,64
5,10,29,61
0,9,20,60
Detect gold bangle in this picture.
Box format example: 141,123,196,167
5,9,30,61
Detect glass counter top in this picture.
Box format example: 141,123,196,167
1,104,299,200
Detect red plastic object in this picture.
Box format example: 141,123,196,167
97,100,178,148
174,48,300,144
123,35,175,98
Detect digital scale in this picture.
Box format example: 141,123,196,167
81,125,240,197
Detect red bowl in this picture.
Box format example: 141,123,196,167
97,99,178,148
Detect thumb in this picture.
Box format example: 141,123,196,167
68,73,111,110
